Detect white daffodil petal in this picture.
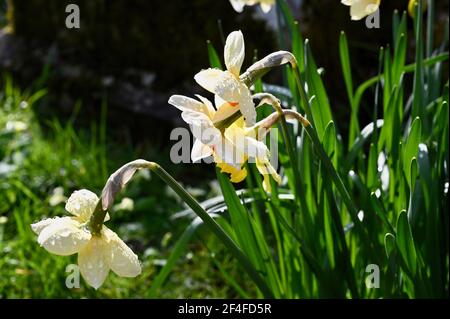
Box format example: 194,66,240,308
65,189,99,222
182,111,222,146
194,69,241,104
78,237,110,289
37,217,91,256
191,139,213,162
168,95,210,114
212,101,240,124
211,84,255,127
260,2,273,13
215,137,244,168
244,136,269,159
103,228,141,277
31,217,60,235
349,0,380,20
194,94,216,118
238,84,256,126
214,94,227,109
341,0,355,5
224,30,245,77
229,0,245,12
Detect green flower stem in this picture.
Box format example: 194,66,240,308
89,200,107,235
150,162,274,298
90,161,273,298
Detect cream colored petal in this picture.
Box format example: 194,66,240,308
195,94,216,118
194,69,241,104
341,0,355,5
168,95,210,115
103,228,141,277
229,0,245,12
65,189,99,222
224,30,245,77
215,136,244,168
212,101,240,124
78,236,110,289
244,136,269,159
214,94,227,109
212,84,255,127
37,217,91,256
181,110,222,146
31,217,59,235
260,2,273,13
349,0,380,20
191,139,213,162
238,83,257,126
224,121,267,159
256,159,281,193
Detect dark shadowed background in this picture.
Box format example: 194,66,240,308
0,0,448,172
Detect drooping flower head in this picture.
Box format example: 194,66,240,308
341,0,380,20
31,189,141,289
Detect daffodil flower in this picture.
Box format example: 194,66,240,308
31,189,141,289
194,30,256,127
168,95,280,190
341,0,380,20
225,117,282,192
229,0,275,13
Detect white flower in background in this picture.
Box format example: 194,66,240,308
0,216,8,224
194,30,256,127
31,189,141,289
341,0,380,20
48,187,67,207
229,0,275,13
113,197,135,212
5,120,28,133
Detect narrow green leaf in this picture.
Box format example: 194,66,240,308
396,210,418,276
403,117,422,188
207,40,223,69
339,31,354,107
384,233,396,258
304,41,333,139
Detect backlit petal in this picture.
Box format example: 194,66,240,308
212,101,240,124
78,236,110,289
194,69,241,104
31,217,59,235
237,84,256,126
348,0,380,20
103,228,141,277
182,111,222,146
65,189,99,222
229,0,245,12
224,30,245,77
168,95,211,116
37,217,91,256
191,139,213,162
